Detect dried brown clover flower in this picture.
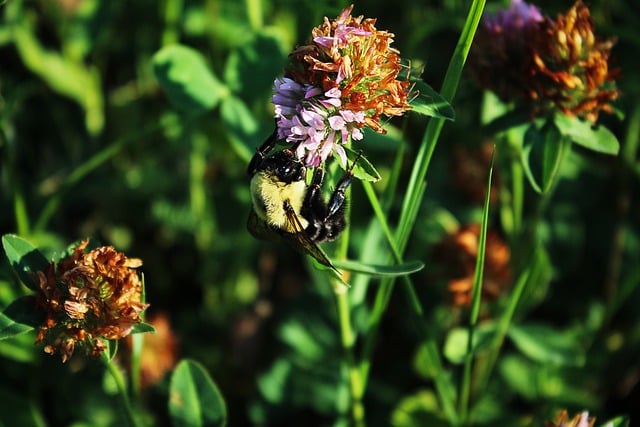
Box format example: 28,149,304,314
34,239,148,363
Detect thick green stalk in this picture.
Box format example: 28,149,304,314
360,0,486,423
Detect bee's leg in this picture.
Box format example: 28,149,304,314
247,126,278,175
326,151,362,219
302,166,326,215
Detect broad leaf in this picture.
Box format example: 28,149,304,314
0,312,33,340
2,235,49,291
220,95,260,162
554,114,619,155
331,259,424,277
152,45,228,114
169,359,227,427
521,121,569,194
223,33,286,99
409,80,455,121
342,146,381,182
443,324,495,364
508,323,586,366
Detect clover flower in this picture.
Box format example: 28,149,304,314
273,77,365,167
470,0,619,123
545,410,596,427
34,239,148,363
273,4,412,166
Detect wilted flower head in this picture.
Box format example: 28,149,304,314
273,4,412,166
545,410,596,427
529,1,619,122
434,224,511,307
34,239,148,363
470,0,619,123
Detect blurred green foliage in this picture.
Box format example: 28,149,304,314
1,0,639,426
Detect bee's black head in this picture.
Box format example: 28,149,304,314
263,149,306,183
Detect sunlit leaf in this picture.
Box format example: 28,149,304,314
554,114,619,155
2,234,49,291
152,44,229,113
409,80,455,121
331,259,424,277
601,416,630,427
443,324,495,365
342,146,381,182
169,359,227,427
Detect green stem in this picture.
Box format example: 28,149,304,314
475,263,532,394
334,287,365,427
161,0,183,46
359,0,485,423
332,160,365,426
104,354,143,427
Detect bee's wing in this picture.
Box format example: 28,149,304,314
282,202,339,273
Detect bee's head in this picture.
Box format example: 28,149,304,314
262,149,306,183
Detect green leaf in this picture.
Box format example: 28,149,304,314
443,324,495,365
331,259,424,277
601,416,630,427
0,311,33,340
521,121,569,194
483,107,531,134
508,323,586,366
554,114,619,155
220,95,261,163
152,44,229,114
1,296,41,334
391,389,449,427
223,33,286,99
540,120,570,193
131,322,156,334
409,79,455,121
2,235,49,291
169,359,227,427
342,146,381,182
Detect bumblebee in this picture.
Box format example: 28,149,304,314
247,131,360,271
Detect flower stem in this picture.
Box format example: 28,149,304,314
104,354,143,427
332,165,365,426
334,285,366,427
